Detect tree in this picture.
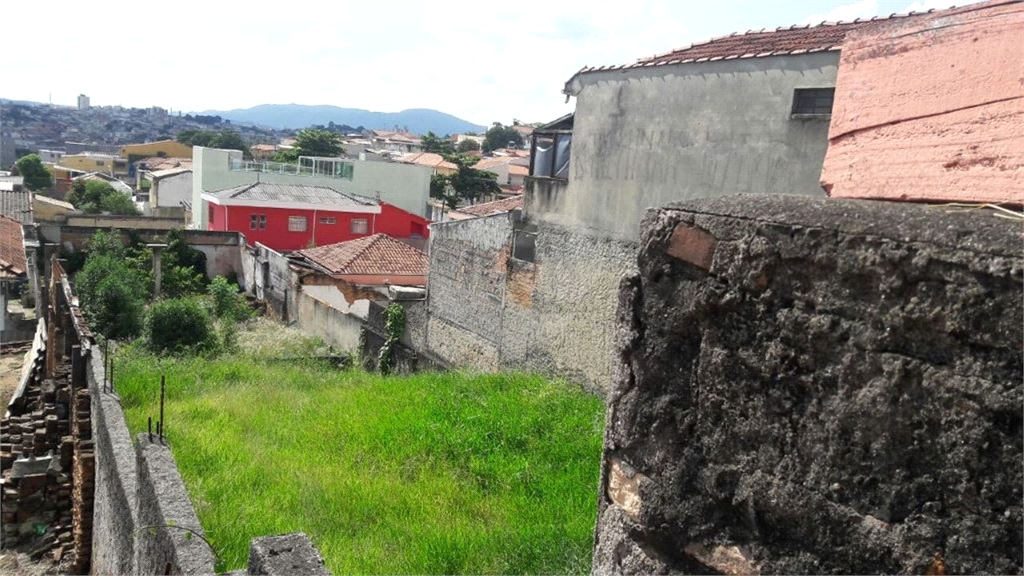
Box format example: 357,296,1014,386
14,154,53,191
482,122,525,153
68,180,140,215
177,129,250,158
456,139,480,153
430,154,501,210
420,132,455,155
75,232,147,340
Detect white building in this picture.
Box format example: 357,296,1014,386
144,167,192,218
77,94,90,111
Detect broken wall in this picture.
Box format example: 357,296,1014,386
594,195,1023,574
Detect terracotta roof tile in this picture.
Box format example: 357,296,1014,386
575,9,943,75
451,195,523,218
295,233,427,278
0,214,27,278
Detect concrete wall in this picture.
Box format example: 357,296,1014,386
421,212,631,392
295,291,364,352
153,171,192,209
593,195,1023,574
557,52,835,241
250,243,295,321
191,147,432,230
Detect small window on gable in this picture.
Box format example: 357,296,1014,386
288,215,307,232
792,87,835,117
351,218,368,235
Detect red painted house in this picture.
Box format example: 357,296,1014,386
201,182,430,252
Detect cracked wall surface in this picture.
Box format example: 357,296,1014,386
594,195,1023,574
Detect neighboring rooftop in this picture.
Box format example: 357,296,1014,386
140,157,192,171
293,233,428,283
148,167,192,179
0,214,26,278
397,152,458,171
449,195,524,220
570,8,946,77
206,182,375,206
0,188,32,224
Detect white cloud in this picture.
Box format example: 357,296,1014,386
802,0,878,25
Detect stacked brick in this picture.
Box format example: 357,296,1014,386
70,386,94,574
0,365,76,568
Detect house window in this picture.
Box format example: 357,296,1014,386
208,205,215,225
96,160,104,166
319,216,336,225
250,214,258,230
288,215,307,232
791,87,835,116
259,214,267,229
350,218,368,234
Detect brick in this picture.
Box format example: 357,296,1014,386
665,223,717,270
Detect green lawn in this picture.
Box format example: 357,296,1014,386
114,324,605,574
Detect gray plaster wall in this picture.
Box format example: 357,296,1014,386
295,291,363,352
555,52,835,241
135,436,216,576
422,213,632,393
593,195,1023,574
89,346,139,576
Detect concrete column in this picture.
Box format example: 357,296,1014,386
148,244,168,299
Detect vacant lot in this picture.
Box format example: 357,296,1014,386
115,322,605,574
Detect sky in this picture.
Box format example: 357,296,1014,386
3,0,961,127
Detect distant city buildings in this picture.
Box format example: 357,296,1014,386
77,94,90,111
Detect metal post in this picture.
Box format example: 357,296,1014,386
148,417,152,442
159,375,166,441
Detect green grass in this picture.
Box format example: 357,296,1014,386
114,324,605,575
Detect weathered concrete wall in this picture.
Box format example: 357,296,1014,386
594,195,1023,574
559,53,834,242
252,243,295,322
295,291,364,353
822,0,1024,204
134,435,216,575
89,348,139,576
423,213,632,393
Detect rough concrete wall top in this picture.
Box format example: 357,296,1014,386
595,194,1022,574
135,435,216,575
248,532,330,576
821,0,1024,204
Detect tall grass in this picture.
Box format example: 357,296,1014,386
114,326,605,575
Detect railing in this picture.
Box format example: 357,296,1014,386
229,156,354,180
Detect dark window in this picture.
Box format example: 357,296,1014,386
792,88,835,116
249,214,258,229
319,216,336,224
259,214,267,229
511,210,537,263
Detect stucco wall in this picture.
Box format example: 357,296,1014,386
295,290,364,352
557,52,835,241
153,171,192,208
191,147,432,230
422,213,632,393
821,0,1024,204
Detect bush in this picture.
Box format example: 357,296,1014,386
208,276,252,321
76,252,146,340
147,298,214,354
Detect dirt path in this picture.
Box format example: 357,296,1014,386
0,353,26,413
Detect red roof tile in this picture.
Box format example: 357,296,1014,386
295,233,427,278
450,195,524,219
0,214,27,278
575,9,943,75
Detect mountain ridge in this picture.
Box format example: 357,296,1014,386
197,104,487,135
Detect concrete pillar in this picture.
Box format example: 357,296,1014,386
148,244,168,299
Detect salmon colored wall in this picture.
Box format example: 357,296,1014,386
822,1,1024,204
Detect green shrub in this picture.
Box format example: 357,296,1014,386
76,252,146,340
377,303,406,375
147,298,214,354
207,276,252,321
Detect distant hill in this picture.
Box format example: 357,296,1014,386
198,104,487,135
